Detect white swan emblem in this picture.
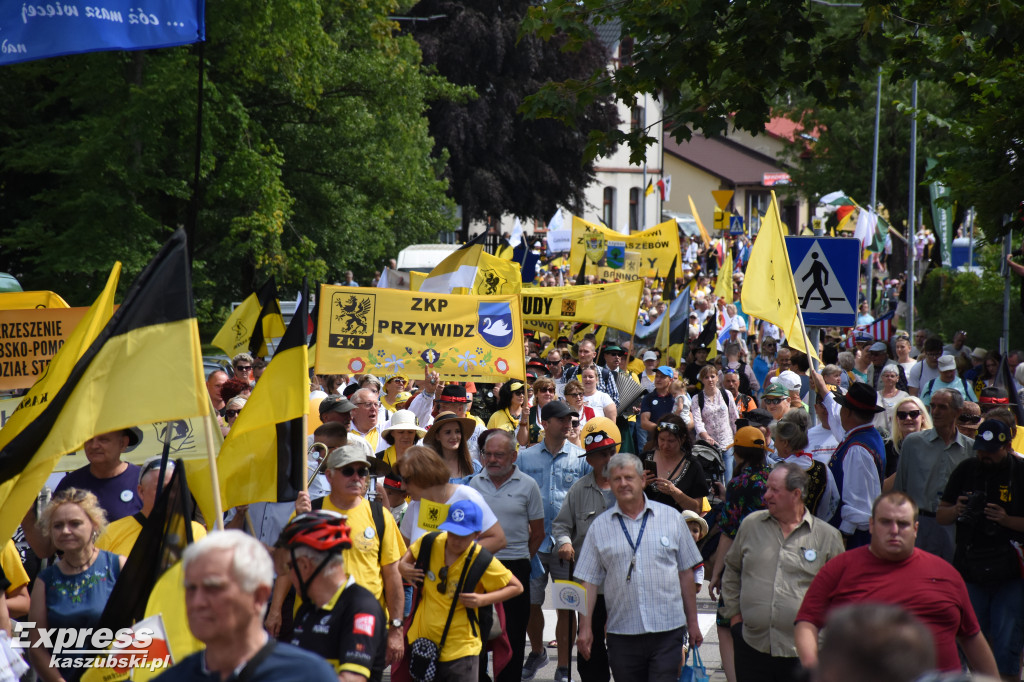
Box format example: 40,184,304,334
481,317,511,337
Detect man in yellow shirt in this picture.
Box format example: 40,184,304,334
96,457,207,556
274,441,405,672
400,500,523,681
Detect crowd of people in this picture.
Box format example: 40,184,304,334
2,256,1024,682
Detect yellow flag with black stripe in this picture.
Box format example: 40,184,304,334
211,277,287,358
0,229,210,541
188,282,310,522
0,265,120,545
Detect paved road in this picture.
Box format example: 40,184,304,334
523,593,726,682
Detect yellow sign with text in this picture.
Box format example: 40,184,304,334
520,281,643,332
315,286,525,382
0,307,90,390
417,498,451,533
570,217,682,281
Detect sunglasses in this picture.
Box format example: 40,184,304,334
437,566,449,594
764,398,786,405
545,360,561,365
896,410,922,420
571,419,581,428
225,409,240,419
565,392,582,398
657,422,682,434
958,415,982,424
337,466,370,478
537,387,556,393
235,366,252,372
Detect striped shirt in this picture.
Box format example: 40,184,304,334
574,496,702,635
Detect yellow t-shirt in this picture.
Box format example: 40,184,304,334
318,496,407,605
96,516,207,557
0,540,29,594
486,409,521,433
406,532,512,662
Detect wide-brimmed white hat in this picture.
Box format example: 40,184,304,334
381,409,427,440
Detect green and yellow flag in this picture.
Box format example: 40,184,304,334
189,283,310,522
211,277,286,358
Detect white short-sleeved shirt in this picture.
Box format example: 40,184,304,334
400,484,499,545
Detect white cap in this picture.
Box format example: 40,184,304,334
770,369,802,393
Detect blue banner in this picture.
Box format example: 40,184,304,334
0,1,204,66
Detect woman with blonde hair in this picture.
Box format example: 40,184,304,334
29,489,126,681
882,395,933,489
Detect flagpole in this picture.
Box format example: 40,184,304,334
202,413,225,530
301,413,309,494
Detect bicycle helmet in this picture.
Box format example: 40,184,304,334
276,510,353,553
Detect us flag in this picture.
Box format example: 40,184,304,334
844,310,895,348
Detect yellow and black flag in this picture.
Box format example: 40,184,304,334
189,281,310,522
211,277,286,358
0,263,120,545
656,258,690,364
0,229,209,541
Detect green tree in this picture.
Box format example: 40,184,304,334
0,0,461,326
522,0,1024,242
406,0,620,232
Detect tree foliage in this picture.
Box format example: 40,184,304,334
522,0,1024,243
0,0,461,325
406,0,620,228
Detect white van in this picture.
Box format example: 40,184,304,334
395,243,460,273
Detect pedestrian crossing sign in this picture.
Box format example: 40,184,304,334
785,237,859,326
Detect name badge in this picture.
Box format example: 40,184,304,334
364,527,375,539
120,490,134,503
803,548,817,562
661,536,669,547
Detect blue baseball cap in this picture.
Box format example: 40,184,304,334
439,500,484,536
656,365,674,377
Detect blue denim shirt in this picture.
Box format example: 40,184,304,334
518,438,589,552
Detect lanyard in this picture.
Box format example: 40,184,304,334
617,509,651,583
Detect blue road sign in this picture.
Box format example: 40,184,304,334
729,215,745,236
785,237,860,327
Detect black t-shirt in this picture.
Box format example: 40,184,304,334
645,455,709,512
291,579,386,681
942,455,1024,549
640,391,675,424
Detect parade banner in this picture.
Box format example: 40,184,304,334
520,281,643,332
52,418,221,472
0,307,89,390
316,286,525,382
569,217,682,281
0,0,205,66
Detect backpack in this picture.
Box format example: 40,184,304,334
731,362,752,396
697,387,731,412
413,532,499,641
311,496,387,564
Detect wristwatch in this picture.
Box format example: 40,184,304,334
389,618,403,629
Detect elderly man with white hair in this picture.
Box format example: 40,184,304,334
154,530,337,681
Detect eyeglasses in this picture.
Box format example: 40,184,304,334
437,566,449,594
482,450,508,459
896,410,922,420
235,366,252,373
764,398,786,405
225,410,240,419
354,402,381,409
337,466,370,478
958,415,982,424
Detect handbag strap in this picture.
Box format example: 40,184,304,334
436,542,477,655
235,639,276,682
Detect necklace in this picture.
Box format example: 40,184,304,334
62,547,96,571
504,408,520,430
